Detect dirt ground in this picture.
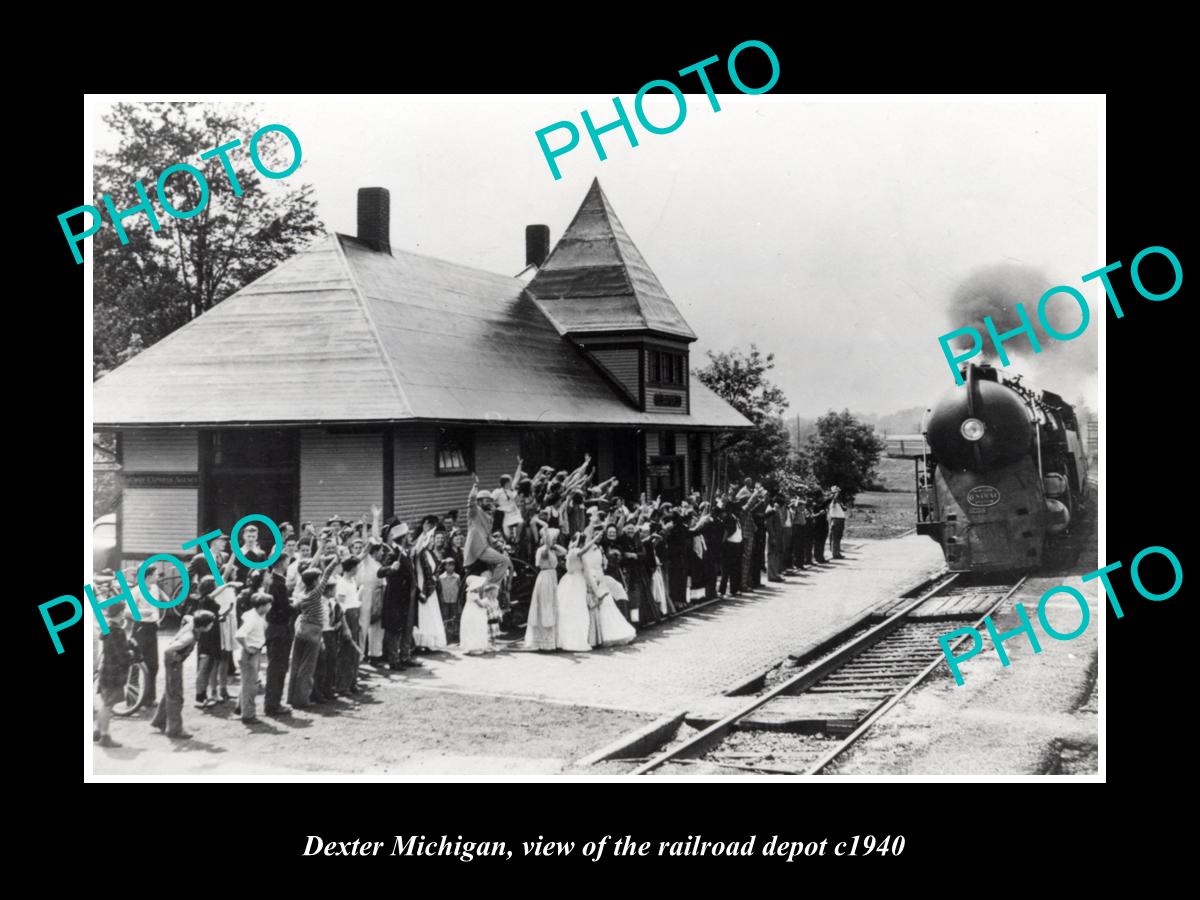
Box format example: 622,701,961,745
93,670,655,776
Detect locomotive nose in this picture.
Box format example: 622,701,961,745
926,377,1034,470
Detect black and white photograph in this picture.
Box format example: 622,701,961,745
83,93,1102,780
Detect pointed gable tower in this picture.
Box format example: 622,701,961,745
526,178,697,414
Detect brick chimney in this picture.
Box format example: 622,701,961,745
357,187,390,253
525,224,550,268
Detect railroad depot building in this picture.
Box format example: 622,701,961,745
93,179,751,561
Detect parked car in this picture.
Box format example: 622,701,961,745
93,513,118,573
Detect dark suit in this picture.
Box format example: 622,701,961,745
702,516,725,599
263,577,294,713
765,506,785,581
790,506,809,569
380,552,415,666
811,506,829,563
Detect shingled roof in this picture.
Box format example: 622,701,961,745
93,218,750,430
526,179,697,340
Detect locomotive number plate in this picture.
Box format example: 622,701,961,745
967,485,1001,507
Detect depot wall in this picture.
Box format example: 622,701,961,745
114,425,714,563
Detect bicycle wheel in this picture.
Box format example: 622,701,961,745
112,662,149,716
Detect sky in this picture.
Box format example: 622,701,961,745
94,96,1100,420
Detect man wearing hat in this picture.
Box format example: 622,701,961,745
379,524,421,669
465,476,511,587
790,496,809,570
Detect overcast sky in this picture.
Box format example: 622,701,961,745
94,96,1100,420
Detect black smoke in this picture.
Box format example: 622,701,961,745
945,261,1097,397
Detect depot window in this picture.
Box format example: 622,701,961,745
649,350,686,386
436,427,474,476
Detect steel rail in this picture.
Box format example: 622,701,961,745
803,575,1027,775
628,573,961,776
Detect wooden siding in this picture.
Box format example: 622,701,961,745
122,488,198,556
643,348,689,414
393,425,522,523
590,348,640,399
647,384,689,414
300,429,385,525
122,429,198,471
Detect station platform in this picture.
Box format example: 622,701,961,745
382,535,947,714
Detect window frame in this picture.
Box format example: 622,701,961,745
647,349,687,387
435,426,475,477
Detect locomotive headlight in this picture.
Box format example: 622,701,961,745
961,418,986,441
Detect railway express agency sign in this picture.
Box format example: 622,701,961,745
967,485,1001,507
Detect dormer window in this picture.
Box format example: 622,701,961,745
649,350,686,387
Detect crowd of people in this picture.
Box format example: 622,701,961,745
92,454,852,746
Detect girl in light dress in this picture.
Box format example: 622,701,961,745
459,575,495,655
494,458,526,544
525,523,566,651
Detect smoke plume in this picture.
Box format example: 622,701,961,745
945,261,1097,404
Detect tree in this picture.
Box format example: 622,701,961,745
695,345,805,489
92,102,324,377
806,410,887,502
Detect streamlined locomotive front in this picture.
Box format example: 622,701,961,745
917,364,1077,572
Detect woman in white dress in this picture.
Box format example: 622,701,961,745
581,521,636,649
555,534,593,652
525,523,565,651
358,545,387,662
414,581,447,650
413,531,447,651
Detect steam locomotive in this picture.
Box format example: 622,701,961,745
915,363,1090,572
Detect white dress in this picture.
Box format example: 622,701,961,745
212,584,238,652
357,561,385,658
414,590,447,650
494,487,523,531
459,590,491,652
555,550,592,651
581,546,635,648
591,590,636,648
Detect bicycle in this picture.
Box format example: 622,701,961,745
93,658,151,716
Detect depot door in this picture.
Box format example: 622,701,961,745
200,429,298,555
648,456,685,503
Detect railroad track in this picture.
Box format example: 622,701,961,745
624,573,1027,776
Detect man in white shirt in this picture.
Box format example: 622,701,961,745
235,593,271,723
134,566,168,704
828,487,847,560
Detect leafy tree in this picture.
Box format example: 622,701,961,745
806,410,887,502
695,345,806,489
696,344,788,424
92,102,323,377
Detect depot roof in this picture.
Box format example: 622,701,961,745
93,182,751,431
527,179,698,340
